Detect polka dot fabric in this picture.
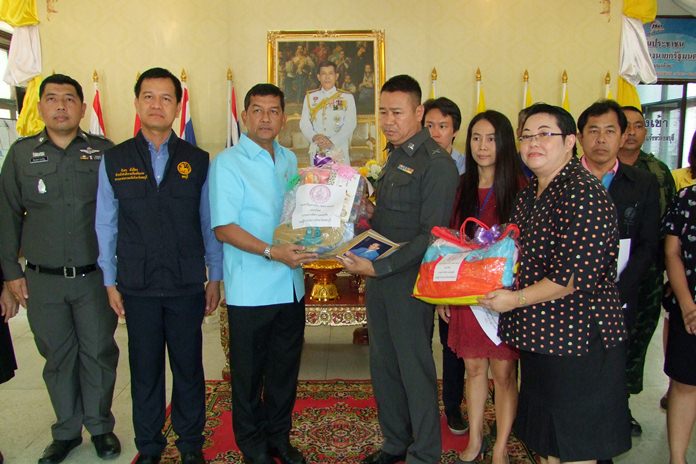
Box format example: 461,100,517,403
499,157,627,356
662,184,696,304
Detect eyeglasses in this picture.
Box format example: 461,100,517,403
518,132,564,143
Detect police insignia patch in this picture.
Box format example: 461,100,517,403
177,161,192,179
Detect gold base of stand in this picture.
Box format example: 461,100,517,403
304,259,343,302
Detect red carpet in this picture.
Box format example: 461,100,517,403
133,379,538,463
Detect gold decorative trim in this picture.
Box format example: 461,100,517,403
267,29,387,164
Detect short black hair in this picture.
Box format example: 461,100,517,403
244,83,285,112
317,61,338,73
40,74,84,102
523,103,577,155
621,105,644,118
134,67,183,103
380,74,421,105
423,97,462,132
577,99,628,134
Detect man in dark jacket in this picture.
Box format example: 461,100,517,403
578,100,660,450
96,67,222,464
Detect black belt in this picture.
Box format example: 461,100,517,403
26,262,98,278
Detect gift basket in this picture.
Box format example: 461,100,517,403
413,218,519,306
273,164,369,258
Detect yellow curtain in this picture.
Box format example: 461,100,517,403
623,0,657,23
0,0,39,26
16,75,44,136
617,77,642,109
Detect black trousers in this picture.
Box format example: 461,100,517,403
438,316,465,415
123,292,206,455
227,295,305,457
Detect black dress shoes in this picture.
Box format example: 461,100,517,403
181,450,206,464
135,454,161,464
38,437,82,464
269,443,307,464
91,432,121,459
445,410,468,435
361,450,406,464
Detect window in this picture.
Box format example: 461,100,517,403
638,83,696,169
0,30,17,119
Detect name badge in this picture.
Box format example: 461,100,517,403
31,152,48,163
80,147,102,161
397,164,414,175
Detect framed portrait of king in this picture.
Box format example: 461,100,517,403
267,30,386,167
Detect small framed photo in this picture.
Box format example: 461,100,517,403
336,229,400,261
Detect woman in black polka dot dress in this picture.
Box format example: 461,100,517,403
479,104,631,464
662,184,696,464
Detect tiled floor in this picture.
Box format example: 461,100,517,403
0,311,693,463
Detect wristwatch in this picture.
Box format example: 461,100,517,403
263,245,273,261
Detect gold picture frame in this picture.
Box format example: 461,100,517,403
267,30,386,167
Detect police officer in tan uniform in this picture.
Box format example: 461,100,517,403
0,74,120,464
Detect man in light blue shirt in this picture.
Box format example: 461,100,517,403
209,83,316,464
95,67,222,464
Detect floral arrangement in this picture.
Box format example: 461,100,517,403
358,159,383,191
358,160,384,196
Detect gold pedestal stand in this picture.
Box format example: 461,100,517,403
304,259,344,301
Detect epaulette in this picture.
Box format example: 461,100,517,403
306,88,321,95
424,138,448,158
13,132,41,145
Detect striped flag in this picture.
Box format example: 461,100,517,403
179,81,197,145
89,80,106,136
475,68,486,113
226,69,240,148
429,67,437,99
133,72,141,135
605,72,614,99
561,71,570,112
522,70,532,109
133,114,141,136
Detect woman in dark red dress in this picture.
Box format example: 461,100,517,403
440,110,526,464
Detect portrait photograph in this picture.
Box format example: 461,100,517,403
267,30,385,167
336,229,400,261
